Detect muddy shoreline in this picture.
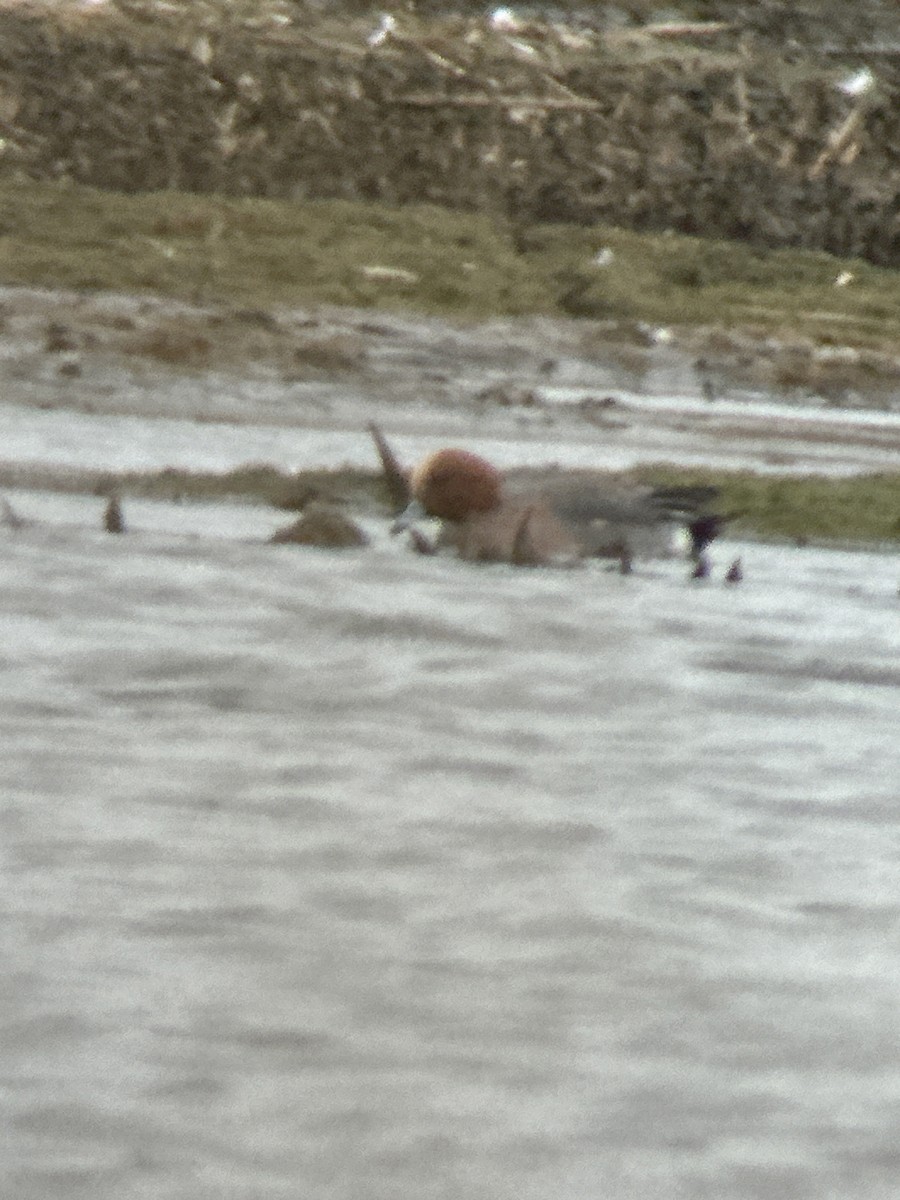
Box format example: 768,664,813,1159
1,282,898,547
3,281,899,416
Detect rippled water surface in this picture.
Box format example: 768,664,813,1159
2,496,899,1200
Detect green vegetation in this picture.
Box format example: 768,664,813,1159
169,464,899,545
1,178,897,545
7,461,894,546
519,224,900,351
2,179,900,351
121,462,900,544
635,467,900,545
0,181,547,318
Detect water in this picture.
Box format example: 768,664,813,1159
2,500,899,1200
2,283,899,1196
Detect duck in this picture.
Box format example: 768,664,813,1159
373,426,722,566
397,447,581,564
504,468,718,559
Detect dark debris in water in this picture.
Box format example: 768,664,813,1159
269,503,369,548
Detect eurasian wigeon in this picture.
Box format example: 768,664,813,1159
401,447,583,564
381,431,720,566
503,468,718,559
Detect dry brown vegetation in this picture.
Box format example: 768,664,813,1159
0,2,898,265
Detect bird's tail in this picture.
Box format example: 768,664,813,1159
647,484,720,522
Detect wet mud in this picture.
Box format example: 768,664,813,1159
1,284,898,476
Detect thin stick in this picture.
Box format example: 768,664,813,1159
388,93,602,111
368,423,410,511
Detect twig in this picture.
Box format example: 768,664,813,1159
368,423,410,512
390,93,602,111
808,104,867,179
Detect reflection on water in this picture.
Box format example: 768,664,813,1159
1,503,899,1200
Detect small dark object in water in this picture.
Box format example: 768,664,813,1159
725,557,743,585
44,321,78,353
475,383,542,408
617,540,633,575
691,553,711,580
104,494,125,534
270,502,369,548
1,496,27,529
408,527,436,556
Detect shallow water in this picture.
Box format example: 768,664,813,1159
2,503,899,1200
3,282,899,481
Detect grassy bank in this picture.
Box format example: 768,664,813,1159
634,467,900,545
4,461,898,546
2,179,900,352
133,464,900,545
